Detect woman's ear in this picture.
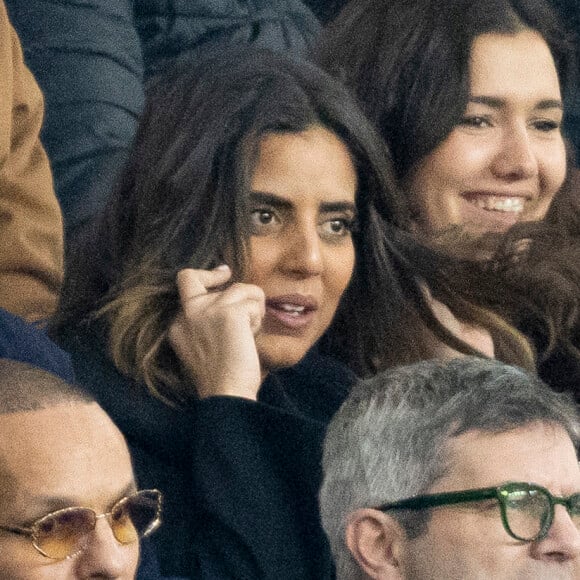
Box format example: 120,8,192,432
345,508,406,579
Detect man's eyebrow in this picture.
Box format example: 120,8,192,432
250,191,357,214
469,96,563,110
24,481,138,518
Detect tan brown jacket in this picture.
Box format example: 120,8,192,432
0,1,63,321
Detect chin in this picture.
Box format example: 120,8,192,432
257,335,312,372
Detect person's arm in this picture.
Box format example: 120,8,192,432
190,396,336,580
0,3,63,321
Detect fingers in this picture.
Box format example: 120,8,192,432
169,267,265,399
177,265,232,300
176,267,265,328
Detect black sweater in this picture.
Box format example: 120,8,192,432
59,327,353,578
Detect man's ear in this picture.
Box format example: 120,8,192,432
345,509,406,579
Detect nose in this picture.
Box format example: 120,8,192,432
532,505,580,563
282,221,323,277
491,125,538,181
74,517,139,578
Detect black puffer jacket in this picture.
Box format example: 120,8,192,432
5,0,320,236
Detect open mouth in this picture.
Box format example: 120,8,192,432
265,296,318,331
273,303,308,317
462,193,528,214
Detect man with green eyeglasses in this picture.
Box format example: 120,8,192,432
320,356,580,579
0,359,163,579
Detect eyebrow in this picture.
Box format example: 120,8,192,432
24,481,138,520
468,96,563,111
250,191,357,214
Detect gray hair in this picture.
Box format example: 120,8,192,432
320,357,580,579
0,358,93,414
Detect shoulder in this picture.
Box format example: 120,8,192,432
0,309,74,382
57,323,193,453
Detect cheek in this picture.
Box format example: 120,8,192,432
407,138,480,201
243,242,276,286
541,141,567,197
324,244,355,303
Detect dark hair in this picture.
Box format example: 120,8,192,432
318,0,576,179
56,47,435,402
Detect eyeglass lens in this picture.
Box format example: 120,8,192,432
503,487,580,541
32,490,160,559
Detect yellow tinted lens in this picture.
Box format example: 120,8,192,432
111,491,160,543
109,501,138,544
33,508,95,559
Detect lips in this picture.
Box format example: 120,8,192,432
264,294,318,331
462,192,532,214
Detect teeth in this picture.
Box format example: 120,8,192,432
470,196,525,213
279,304,305,316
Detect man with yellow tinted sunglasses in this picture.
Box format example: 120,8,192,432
0,359,163,579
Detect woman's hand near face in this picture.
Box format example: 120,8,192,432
168,266,265,400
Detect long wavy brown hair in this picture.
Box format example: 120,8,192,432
54,48,558,405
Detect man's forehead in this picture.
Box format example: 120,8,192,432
0,401,114,438
432,422,580,494
0,402,135,519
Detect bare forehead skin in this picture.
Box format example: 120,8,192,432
433,423,580,496
0,402,135,520
469,30,562,105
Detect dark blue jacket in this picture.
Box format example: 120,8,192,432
0,308,74,380
5,0,320,237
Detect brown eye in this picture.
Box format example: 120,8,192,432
532,119,560,132
254,211,274,225
250,209,281,234
318,218,355,240
459,115,492,129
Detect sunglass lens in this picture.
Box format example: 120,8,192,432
504,487,549,541
110,490,160,544
34,508,96,559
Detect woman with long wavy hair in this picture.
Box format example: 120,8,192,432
318,0,580,394
53,46,442,577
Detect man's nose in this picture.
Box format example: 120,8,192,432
74,517,139,578
532,505,580,563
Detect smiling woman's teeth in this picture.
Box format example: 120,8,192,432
470,196,525,213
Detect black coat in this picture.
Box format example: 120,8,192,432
59,327,353,578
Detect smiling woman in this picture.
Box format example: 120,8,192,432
319,0,575,235
407,29,567,234
318,0,580,394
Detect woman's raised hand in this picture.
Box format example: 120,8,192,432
168,266,265,400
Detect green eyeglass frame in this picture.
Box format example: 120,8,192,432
378,481,580,542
